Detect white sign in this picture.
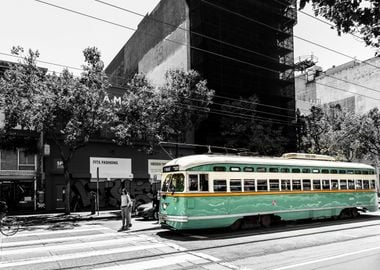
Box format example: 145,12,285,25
148,159,170,181
90,157,133,180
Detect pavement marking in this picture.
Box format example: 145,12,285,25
94,253,204,270
0,232,119,247
0,243,167,268
271,245,380,270
0,236,145,255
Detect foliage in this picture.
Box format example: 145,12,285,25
220,96,290,156
0,46,112,214
299,105,379,162
159,69,215,143
111,73,164,151
299,0,380,50
359,107,380,158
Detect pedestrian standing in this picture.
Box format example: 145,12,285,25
90,191,96,215
120,188,132,231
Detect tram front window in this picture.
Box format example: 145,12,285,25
162,174,185,192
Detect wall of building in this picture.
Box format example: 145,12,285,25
139,20,190,85
105,0,188,84
296,57,380,115
44,140,193,212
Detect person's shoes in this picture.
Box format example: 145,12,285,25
128,223,132,227
118,227,124,232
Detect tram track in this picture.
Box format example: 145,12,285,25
62,215,380,270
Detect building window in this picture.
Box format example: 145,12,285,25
18,150,36,171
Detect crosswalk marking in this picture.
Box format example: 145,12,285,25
1,236,143,256
94,254,204,270
0,232,118,247
0,224,236,270
0,243,167,268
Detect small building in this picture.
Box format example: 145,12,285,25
295,57,380,115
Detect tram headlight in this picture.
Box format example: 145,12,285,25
162,202,169,210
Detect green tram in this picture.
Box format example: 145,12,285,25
159,153,379,230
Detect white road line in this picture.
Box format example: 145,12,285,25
94,253,204,270
0,236,144,255
0,243,167,268
11,226,110,237
271,245,380,270
0,232,118,247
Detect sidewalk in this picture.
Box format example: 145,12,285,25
13,210,121,226
12,210,163,232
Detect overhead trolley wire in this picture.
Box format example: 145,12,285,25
94,0,380,99
32,1,380,104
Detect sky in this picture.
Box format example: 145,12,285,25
0,0,378,75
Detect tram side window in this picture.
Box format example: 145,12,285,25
302,168,310,173
189,174,199,191
331,169,338,174
363,180,370,189
331,180,338,190
200,174,209,191
356,180,362,189
322,180,330,190
340,180,347,190
230,179,242,192
321,169,329,174
281,179,291,191
244,167,254,172
370,180,376,189
214,180,227,192
313,180,321,190
292,180,301,190
269,168,279,173
302,179,311,190
269,179,279,191
348,180,355,190
292,168,301,173
280,168,290,173
244,179,255,191
257,180,268,191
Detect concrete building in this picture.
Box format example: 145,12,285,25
106,0,298,150
0,60,40,213
0,61,181,213
296,57,380,115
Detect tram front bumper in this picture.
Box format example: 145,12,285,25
159,214,188,223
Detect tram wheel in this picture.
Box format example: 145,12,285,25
351,208,359,218
260,215,272,227
229,219,242,231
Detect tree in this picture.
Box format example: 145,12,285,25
359,108,380,159
159,69,214,153
111,73,166,151
0,46,113,214
220,96,290,156
111,69,214,156
299,0,380,50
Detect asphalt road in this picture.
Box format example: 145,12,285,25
2,212,380,269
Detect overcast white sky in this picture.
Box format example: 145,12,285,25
0,0,377,75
